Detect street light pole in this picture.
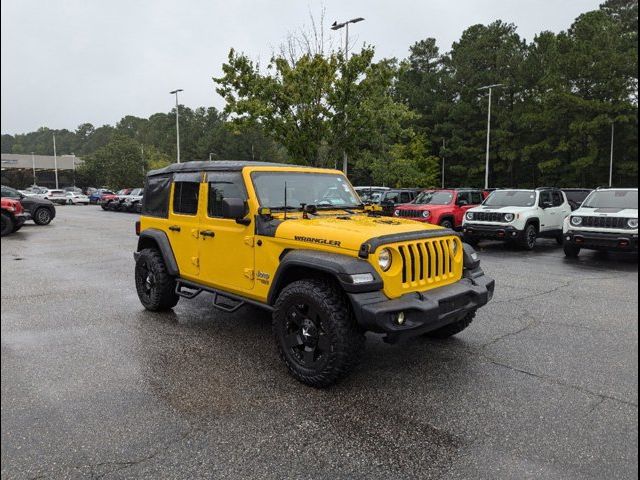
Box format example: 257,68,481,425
478,84,503,190
31,152,36,186
170,89,183,163
442,139,446,189
609,121,615,187
331,17,365,178
53,133,59,189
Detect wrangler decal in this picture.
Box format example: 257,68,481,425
294,236,342,247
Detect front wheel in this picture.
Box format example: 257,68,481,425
1,213,15,236
439,219,454,230
273,279,364,388
564,243,581,258
519,224,537,250
135,248,179,311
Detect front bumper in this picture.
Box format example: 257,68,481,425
14,213,29,227
348,268,495,342
565,230,638,251
462,223,522,241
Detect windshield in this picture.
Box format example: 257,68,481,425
582,190,638,209
484,190,536,207
252,172,361,209
414,191,453,205
358,190,385,202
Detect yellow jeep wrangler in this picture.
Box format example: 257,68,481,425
134,161,495,387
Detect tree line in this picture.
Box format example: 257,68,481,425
2,0,637,190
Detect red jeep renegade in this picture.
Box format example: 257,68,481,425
393,189,487,229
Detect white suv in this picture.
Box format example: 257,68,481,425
462,188,572,250
563,188,638,257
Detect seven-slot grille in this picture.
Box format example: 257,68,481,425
581,216,628,229
472,212,504,222
396,209,425,218
396,237,459,287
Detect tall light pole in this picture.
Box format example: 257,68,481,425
170,89,183,163
71,152,76,186
609,121,615,187
478,84,503,189
331,17,365,177
441,138,446,189
31,152,36,186
53,133,59,189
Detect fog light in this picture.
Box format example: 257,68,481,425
396,312,405,325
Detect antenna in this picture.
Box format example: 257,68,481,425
284,181,288,220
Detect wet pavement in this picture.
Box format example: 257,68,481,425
1,206,638,479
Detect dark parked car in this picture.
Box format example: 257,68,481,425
375,189,420,216
1,185,56,225
562,188,593,211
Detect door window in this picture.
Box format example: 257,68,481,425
173,182,200,215
207,173,246,218
552,191,564,207
142,174,171,218
539,191,552,207
470,192,484,204
457,192,472,205
399,192,412,203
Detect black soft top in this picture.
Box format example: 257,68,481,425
147,160,301,177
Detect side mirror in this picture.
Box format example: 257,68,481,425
541,201,553,209
222,197,247,220
457,200,469,206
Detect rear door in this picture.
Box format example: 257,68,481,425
166,173,203,280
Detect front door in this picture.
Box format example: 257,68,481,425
198,172,255,294
167,176,203,280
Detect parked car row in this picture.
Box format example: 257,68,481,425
99,188,144,213
355,185,638,257
1,185,57,228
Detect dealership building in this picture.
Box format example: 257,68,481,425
1,153,82,188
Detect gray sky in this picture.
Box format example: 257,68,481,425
1,0,601,135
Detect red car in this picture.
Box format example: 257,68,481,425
99,189,132,210
1,197,29,237
393,189,487,229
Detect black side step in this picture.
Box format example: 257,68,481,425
175,280,247,313
175,282,202,299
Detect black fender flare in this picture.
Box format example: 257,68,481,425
525,217,540,231
267,249,383,305
136,229,179,276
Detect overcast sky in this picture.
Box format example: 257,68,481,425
1,0,602,135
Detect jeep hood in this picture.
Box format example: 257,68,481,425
274,214,446,252
573,207,638,218
469,205,534,214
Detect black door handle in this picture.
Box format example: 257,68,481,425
168,225,181,232
200,230,215,238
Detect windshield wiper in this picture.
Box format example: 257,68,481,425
269,205,300,211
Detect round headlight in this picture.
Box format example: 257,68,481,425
628,218,638,229
422,210,430,218
378,248,392,271
394,210,400,217
503,213,515,222
571,216,583,226
466,212,474,221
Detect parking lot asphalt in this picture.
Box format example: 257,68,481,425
1,206,638,479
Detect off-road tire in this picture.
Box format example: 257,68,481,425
273,279,365,388
135,248,179,311
1,213,14,237
519,224,537,250
426,311,476,339
564,243,581,258
555,234,564,246
33,207,53,225
439,218,455,230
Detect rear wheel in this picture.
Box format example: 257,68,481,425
273,279,364,387
564,243,581,258
519,224,537,250
33,207,53,225
1,213,14,236
135,248,179,311
426,311,476,339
